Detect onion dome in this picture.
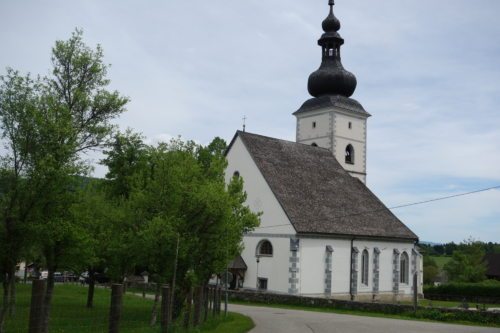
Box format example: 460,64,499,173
307,0,357,98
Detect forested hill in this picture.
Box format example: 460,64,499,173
420,241,500,256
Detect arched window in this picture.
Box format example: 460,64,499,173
345,144,354,164
400,252,409,284
311,142,318,147
256,240,273,257
233,171,240,178
361,250,369,286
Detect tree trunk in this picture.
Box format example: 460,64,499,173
170,234,179,323
149,283,161,326
86,268,95,308
0,275,10,333
122,277,127,294
183,288,193,329
40,266,55,333
8,271,15,317
193,286,202,326
23,263,28,284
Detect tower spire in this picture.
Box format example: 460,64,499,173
307,0,357,98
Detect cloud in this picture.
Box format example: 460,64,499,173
1,0,499,242
388,188,500,243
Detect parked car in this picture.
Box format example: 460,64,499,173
54,272,64,282
79,272,89,284
79,271,110,284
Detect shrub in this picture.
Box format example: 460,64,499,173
424,280,500,298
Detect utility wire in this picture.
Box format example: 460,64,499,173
387,185,500,210
255,185,500,229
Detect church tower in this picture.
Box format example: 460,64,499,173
294,0,370,184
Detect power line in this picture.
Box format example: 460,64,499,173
387,185,500,210
254,185,500,229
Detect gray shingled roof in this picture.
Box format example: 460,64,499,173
485,253,500,278
228,255,248,270
235,131,418,241
293,95,371,117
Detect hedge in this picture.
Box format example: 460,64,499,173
424,280,500,299
228,290,500,326
414,308,499,326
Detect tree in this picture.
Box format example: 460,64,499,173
101,135,260,324
102,130,148,199
0,70,42,331
444,238,487,283
70,179,125,308
423,256,439,285
0,29,127,332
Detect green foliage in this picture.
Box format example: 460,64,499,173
101,133,260,293
0,27,128,269
413,308,499,326
424,280,500,298
423,256,439,285
420,241,500,256
102,130,147,199
0,29,127,329
444,238,487,283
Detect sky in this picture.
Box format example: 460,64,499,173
1,0,499,243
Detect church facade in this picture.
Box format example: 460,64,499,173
225,1,422,301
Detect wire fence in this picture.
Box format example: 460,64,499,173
2,281,224,333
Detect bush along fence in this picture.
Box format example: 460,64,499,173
424,282,500,304
228,290,500,326
27,280,224,333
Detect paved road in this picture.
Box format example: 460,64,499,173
229,304,500,333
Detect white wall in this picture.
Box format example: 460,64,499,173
300,238,351,295
295,107,368,184
297,112,331,143
226,135,296,293
225,136,295,235
299,238,417,297
240,236,291,293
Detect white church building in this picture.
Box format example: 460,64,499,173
225,1,422,301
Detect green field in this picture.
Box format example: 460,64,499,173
4,284,253,333
430,256,452,270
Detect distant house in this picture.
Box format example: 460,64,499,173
484,253,500,280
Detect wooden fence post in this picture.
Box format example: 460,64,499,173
160,285,170,333
193,286,202,326
217,287,222,315
183,287,193,329
28,279,46,333
413,272,418,315
203,286,209,323
212,286,217,317
109,284,123,333
208,287,213,315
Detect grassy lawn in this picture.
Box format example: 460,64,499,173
430,255,452,270
4,284,253,333
402,299,499,310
